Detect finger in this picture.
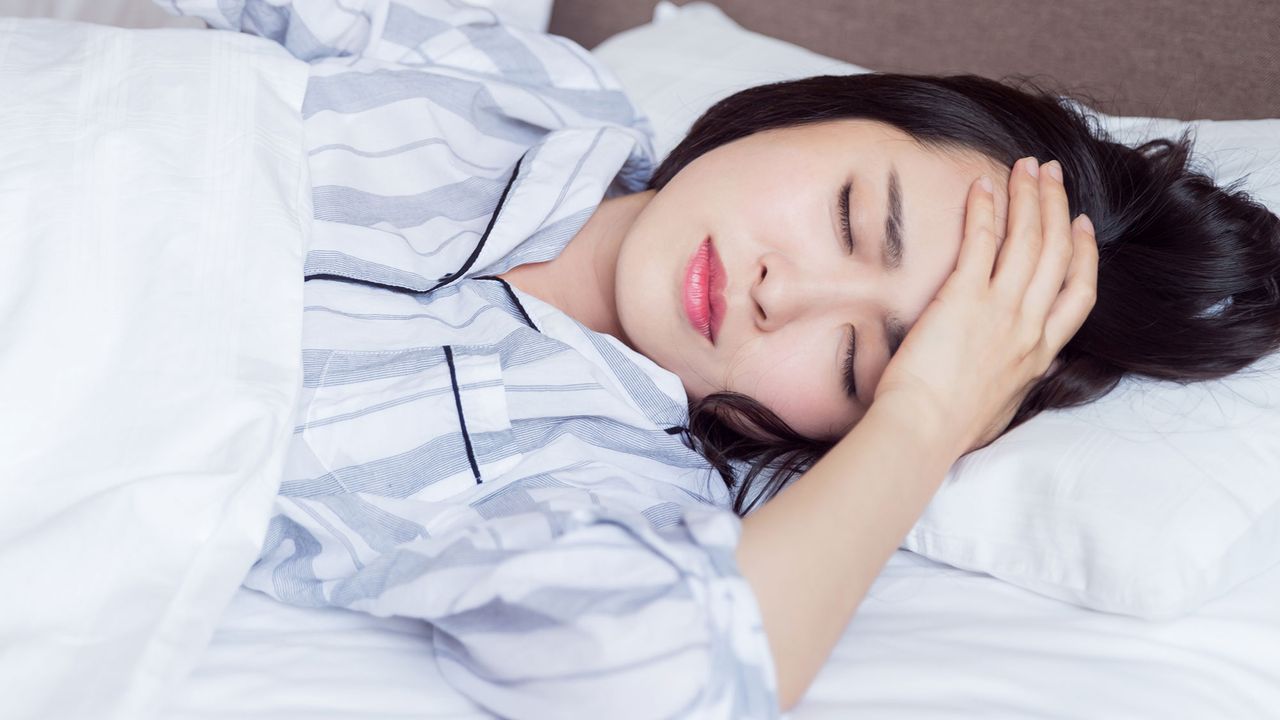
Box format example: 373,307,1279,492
950,174,999,289
992,157,1044,300
1043,213,1099,351
1021,160,1074,324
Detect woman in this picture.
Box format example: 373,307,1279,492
158,1,1280,718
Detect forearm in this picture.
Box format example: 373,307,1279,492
735,396,958,713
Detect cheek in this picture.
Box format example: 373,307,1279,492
729,338,843,438
685,145,817,235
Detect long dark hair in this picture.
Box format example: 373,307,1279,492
649,73,1280,517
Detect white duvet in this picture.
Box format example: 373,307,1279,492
0,19,309,720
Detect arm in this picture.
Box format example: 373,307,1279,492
247,488,780,719
737,395,955,713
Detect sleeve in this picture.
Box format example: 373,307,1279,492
245,488,781,719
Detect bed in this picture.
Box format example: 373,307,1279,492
4,1,1279,719
163,548,1280,719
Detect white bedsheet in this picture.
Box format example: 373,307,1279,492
164,550,1280,719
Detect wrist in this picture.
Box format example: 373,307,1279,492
866,390,966,462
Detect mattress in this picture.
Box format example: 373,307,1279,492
163,549,1280,718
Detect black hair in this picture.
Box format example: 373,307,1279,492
649,73,1280,517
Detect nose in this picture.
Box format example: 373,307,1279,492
750,251,870,332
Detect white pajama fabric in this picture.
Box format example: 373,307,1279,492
154,1,780,718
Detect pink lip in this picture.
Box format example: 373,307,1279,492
682,236,727,345
707,239,726,342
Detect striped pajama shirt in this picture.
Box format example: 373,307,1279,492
156,2,781,717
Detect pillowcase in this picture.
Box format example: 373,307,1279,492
595,1,873,161
0,18,308,719
592,0,1280,620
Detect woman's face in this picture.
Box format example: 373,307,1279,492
614,119,1011,441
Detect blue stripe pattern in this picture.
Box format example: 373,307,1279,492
156,1,779,718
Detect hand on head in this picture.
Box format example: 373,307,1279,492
871,157,1099,458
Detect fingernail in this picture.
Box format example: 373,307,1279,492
1023,157,1039,178
1045,160,1062,182
1077,213,1095,235
979,174,993,193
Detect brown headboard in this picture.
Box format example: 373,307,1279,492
550,0,1280,121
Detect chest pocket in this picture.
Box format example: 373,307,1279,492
301,346,523,500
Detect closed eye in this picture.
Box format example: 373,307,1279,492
838,180,855,253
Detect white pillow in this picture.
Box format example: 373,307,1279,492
0,19,308,720
592,1,1280,620
595,1,872,161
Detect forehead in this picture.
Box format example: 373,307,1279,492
746,118,1012,238
803,118,1002,194
774,119,1000,186
823,119,1012,223
829,119,996,170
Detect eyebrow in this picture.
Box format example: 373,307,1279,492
884,164,904,272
